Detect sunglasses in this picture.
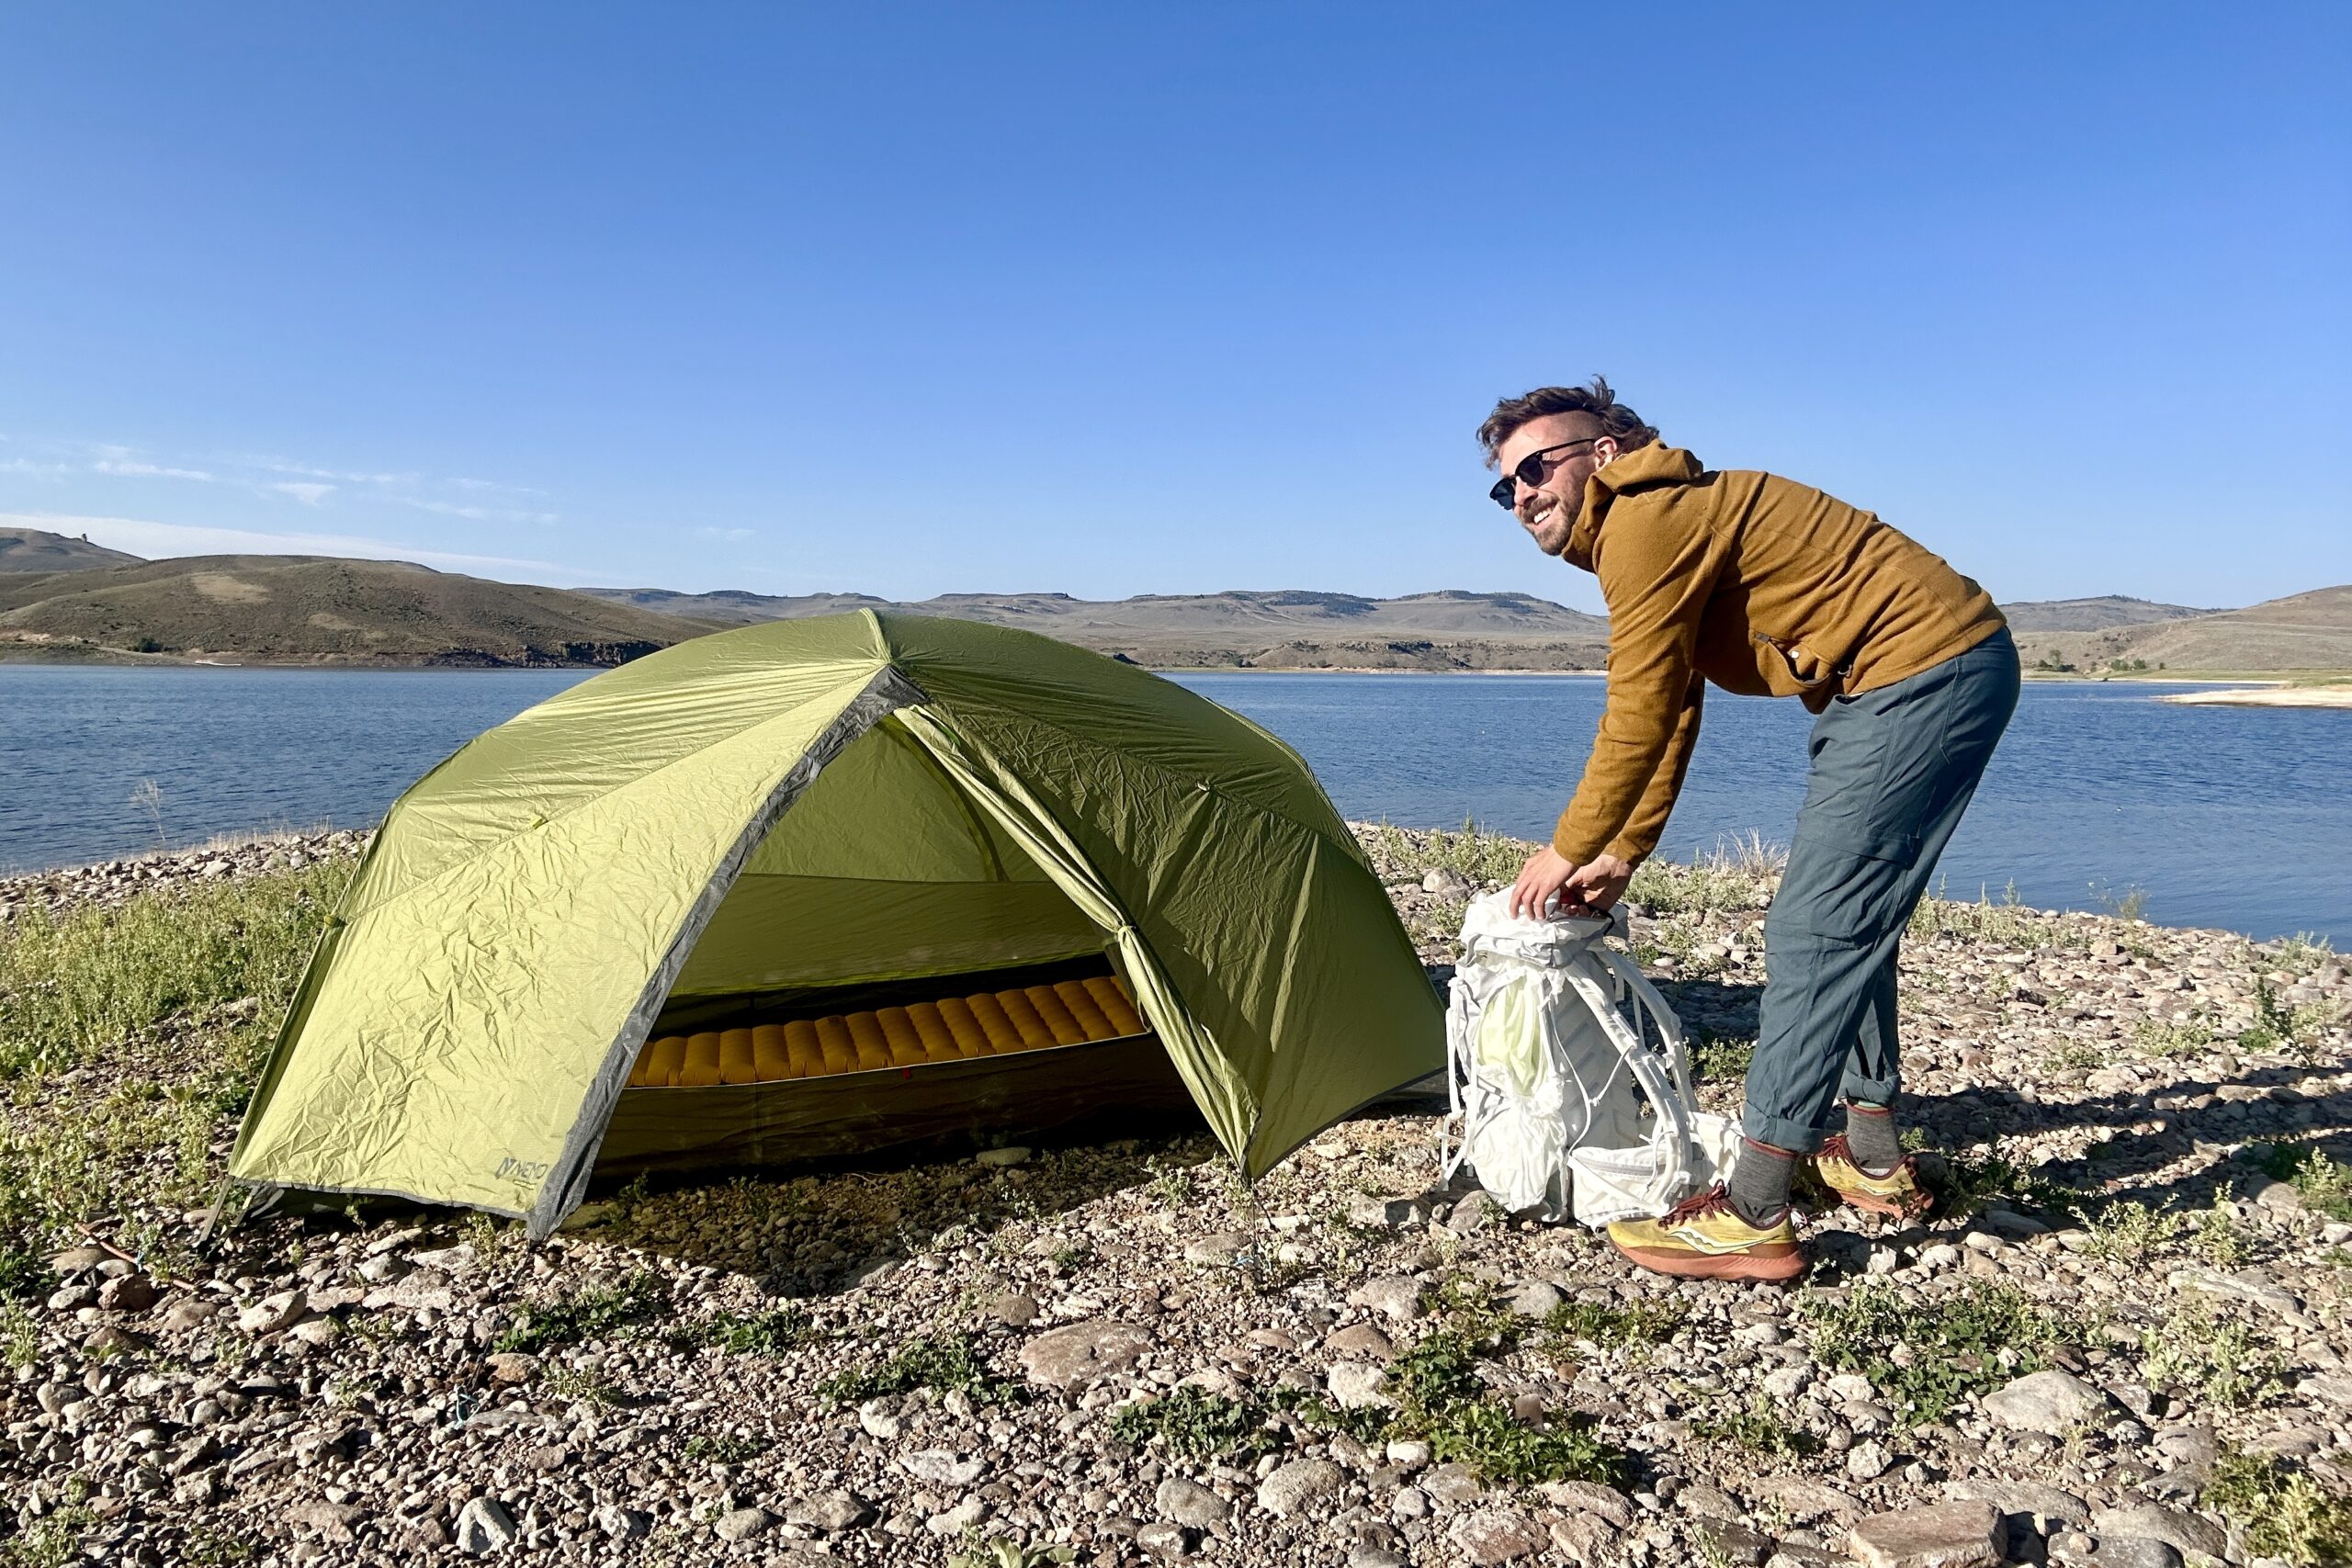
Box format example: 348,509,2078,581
1488,437,1598,510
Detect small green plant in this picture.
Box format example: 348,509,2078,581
1109,1385,1282,1461
494,1269,668,1354
2,1506,97,1568
2203,1450,2352,1565
2239,977,2329,1056
2260,1144,2352,1222
817,1332,1023,1407
2045,1039,2104,1072
682,1430,770,1463
0,1300,38,1371
2132,1014,2221,1057
2140,1303,2283,1409
1142,1156,1197,1209
1688,1394,1818,1460
668,1305,816,1355
1919,1147,2079,1220
1804,1279,2082,1424
1541,1297,1686,1353
2192,1201,2249,1267
1689,1032,1755,1082
540,1364,618,1406
2073,1200,2180,1261
946,1536,1076,1568
1424,1273,1516,1344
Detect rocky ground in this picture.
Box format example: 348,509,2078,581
3,827,2349,1568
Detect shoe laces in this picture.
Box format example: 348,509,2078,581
1821,1134,1905,1177
1661,1184,1736,1224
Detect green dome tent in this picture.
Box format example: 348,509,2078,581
225,611,1443,1237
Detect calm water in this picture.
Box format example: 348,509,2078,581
2,665,2346,944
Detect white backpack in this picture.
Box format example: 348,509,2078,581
1439,890,1739,1226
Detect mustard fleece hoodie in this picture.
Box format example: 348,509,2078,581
1552,445,2005,868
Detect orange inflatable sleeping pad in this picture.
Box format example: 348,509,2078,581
626,975,1148,1087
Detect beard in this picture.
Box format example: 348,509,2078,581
1521,485,1582,557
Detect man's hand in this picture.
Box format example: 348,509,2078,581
1508,849,1635,921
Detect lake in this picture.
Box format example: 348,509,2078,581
2,664,2346,944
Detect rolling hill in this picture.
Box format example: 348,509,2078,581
2016,585,2352,674
0,526,143,574
1996,594,2217,633
582,586,1612,670
0,550,718,667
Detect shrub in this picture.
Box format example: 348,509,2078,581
494,1270,668,1354
1804,1279,2082,1425
817,1332,1022,1406
2203,1450,2352,1565
1110,1385,1281,1461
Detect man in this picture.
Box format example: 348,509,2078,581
1482,379,2018,1282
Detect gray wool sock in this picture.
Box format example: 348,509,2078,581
1727,1138,1796,1229
1843,1100,1903,1176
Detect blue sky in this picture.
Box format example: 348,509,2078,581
3,4,2345,614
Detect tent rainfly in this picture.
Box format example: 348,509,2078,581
225,611,1444,1236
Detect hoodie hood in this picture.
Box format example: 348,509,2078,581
1563,444,1704,570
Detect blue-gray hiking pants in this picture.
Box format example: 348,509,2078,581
1744,626,2020,1151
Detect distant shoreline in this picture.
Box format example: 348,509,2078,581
2156,685,2352,709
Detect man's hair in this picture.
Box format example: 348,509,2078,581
1476,377,1659,467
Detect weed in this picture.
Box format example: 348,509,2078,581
0,1299,38,1371
2259,1145,2352,1223
1918,1148,2078,1220
1,1506,96,1568
1109,1385,1283,1461
2192,1201,2249,1267
1689,1394,1819,1460
2239,977,2329,1057
2140,1303,2283,1409
817,1332,1022,1407
1142,1156,1197,1210
2203,1450,2352,1565
1803,1279,2082,1425
669,1305,817,1356
1628,836,1781,917
946,1536,1075,1568
2132,1015,2221,1057
1420,1397,1627,1487
1909,883,2072,950
1689,1032,1755,1083
681,1430,770,1463
494,1269,667,1354
2072,1200,2180,1262
1424,1273,1516,1344
540,1365,618,1406
0,861,350,1081
1541,1298,1686,1353
2045,1040,2104,1072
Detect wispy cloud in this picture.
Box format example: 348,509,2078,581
693,525,755,542
1,437,553,518
402,497,561,525
0,510,598,583
92,458,219,482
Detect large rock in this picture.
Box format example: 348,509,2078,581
1981,1369,2114,1435
1847,1499,2003,1568
1346,1277,1425,1323
1449,1507,1549,1564
1257,1458,1343,1517
1327,1363,1390,1410
785,1490,872,1530
236,1289,309,1337
1533,1480,1635,1528
715,1507,774,1542
1155,1476,1227,1529
899,1449,985,1486
1018,1320,1152,1388
1941,1478,2090,1532
2087,1505,2229,1562
1325,1323,1396,1359
453,1497,517,1556
1183,1231,1251,1266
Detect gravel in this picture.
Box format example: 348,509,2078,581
2,822,2346,1564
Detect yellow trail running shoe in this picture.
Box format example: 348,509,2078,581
1606,1186,1804,1283
1812,1134,1932,1220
